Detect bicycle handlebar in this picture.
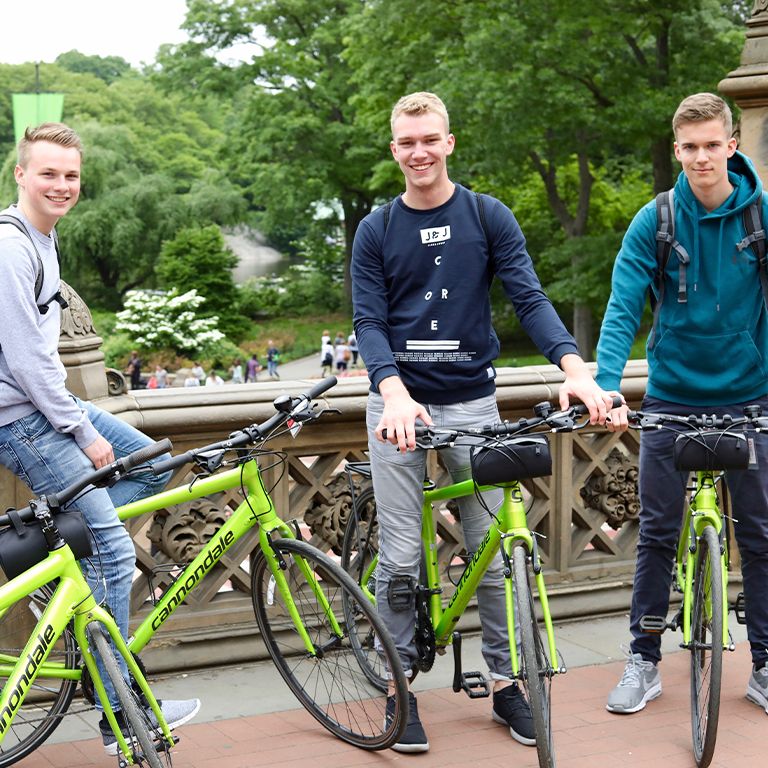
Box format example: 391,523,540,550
0,438,173,527
382,396,624,444
151,376,338,475
628,407,768,432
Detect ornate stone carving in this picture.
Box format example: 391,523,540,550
754,0,768,18
305,474,370,554
580,449,639,530
106,368,128,396
59,281,95,339
147,499,228,562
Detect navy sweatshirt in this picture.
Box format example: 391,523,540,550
351,184,579,404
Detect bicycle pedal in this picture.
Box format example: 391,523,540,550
457,670,491,698
639,614,668,634
734,591,747,625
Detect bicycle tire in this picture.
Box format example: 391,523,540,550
88,624,165,768
0,584,78,768
690,524,723,768
339,489,388,691
252,537,407,750
512,545,555,768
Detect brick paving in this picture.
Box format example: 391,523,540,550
12,641,767,768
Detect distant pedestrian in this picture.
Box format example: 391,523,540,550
266,341,280,379
321,329,331,347
126,350,142,390
229,358,244,384
206,371,224,386
184,373,200,387
347,331,359,367
335,339,350,373
321,342,334,376
191,361,205,384
246,354,262,382
154,364,168,389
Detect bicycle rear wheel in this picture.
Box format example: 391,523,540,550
512,545,555,768
690,524,723,768
88,624,167,768
252,537,407,750
0,584,79,768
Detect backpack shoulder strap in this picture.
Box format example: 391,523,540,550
739,197,768,309
0,214,44,301
382,199,394,233
0,215,66,313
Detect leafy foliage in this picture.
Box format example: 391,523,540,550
115,288,225,356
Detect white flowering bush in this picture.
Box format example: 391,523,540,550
115,289,225,356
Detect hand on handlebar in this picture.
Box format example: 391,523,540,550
375,377,433,452
604,392,630,433
557,361,616,426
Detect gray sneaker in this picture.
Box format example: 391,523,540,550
746,665,768,712
606,651,661,714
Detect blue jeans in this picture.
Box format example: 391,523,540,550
0,399,171,707
367,393,517,678
630,395,768,667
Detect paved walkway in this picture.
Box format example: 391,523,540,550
11,615,766,768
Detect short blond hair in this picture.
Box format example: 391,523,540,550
17,123,82,168
672,93,732,139
390,92,450,136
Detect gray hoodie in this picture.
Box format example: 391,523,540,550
0,205,97,448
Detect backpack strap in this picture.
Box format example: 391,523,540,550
739,200,768,309
475,192,493,256
382,200,393,232
649,189,691,349
0,215,67,314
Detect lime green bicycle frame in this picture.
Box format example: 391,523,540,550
0,455,337,751
676,471,730,649
0,544,172,761
357,477,559,677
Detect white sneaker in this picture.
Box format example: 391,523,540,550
606,650,661,714
746,665,768,713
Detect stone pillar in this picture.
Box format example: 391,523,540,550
719,2,768,181
57,281,109,401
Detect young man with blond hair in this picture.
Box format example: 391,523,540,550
352,92,612,752
597,93,768,715
0,123,200,751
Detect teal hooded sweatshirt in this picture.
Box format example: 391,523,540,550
596,151,768,406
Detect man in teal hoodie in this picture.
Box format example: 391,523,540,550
596,93,768,715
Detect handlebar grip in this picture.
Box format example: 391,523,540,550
305,376,337,400
121,438,172,472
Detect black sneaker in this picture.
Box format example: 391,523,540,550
386,692,429,753
492,683,536,746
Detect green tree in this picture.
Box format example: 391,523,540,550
155,0,384,302
55,51,132,84
156,224,246,339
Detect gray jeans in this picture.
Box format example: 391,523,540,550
366,393,517,679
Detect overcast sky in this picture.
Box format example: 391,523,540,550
0,1,190,67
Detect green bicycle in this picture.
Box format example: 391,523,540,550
341,399,617,768
0,377,408,765
632,406,766,768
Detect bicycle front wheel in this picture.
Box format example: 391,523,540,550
252,537,407,750
690,524,723,768
88,624,166,768
512,545,555,768
0,584,79,768
339,489,388,691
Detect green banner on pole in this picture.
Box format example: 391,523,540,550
12,94,65,143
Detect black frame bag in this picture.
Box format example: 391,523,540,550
470,436,552,486
673,430,750,472
0,509,92,580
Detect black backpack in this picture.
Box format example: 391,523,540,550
648,189,768,348
0,214,68,314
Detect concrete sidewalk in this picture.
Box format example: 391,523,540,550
15,613,766,768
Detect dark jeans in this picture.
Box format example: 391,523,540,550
630,395,768,666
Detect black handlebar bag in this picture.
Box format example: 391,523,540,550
470,436,552,486
0,509,93,580
673,430,750,472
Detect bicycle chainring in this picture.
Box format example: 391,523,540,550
414,597,436,672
